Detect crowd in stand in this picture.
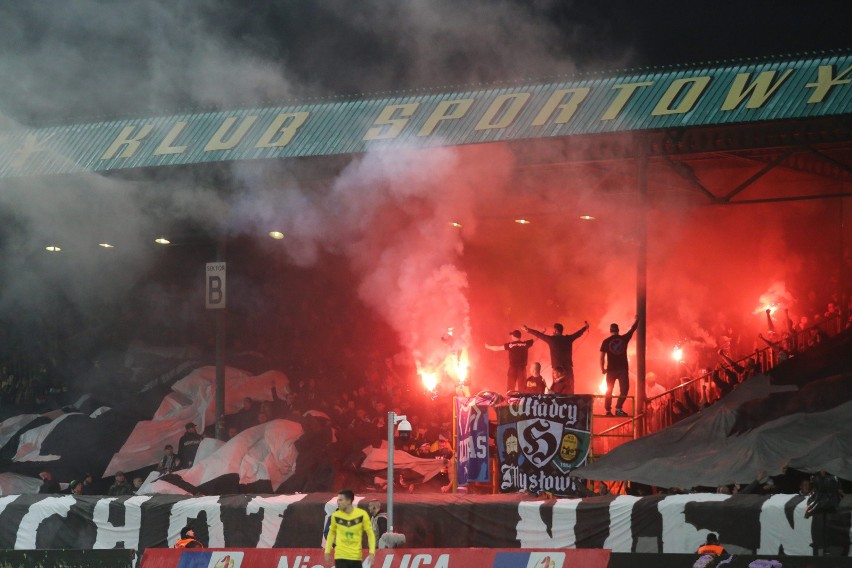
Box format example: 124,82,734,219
37,469,146,496
24,345,456,496
8,286,852,497
642,294,851,432
153,354,454,493
622,468,848,508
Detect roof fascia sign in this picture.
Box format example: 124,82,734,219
0,53,849,178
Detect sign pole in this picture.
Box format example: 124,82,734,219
382,412,407,548
206,239,227,441
635,138,648,438
215,305,225,438
387,410,395,532
216,240,226,441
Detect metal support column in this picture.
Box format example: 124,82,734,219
215,238,227,441
387,411,396,532
636,138,648,437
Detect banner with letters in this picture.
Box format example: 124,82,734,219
2,53,849,180
0,493,848,557
496,395,593,497
454,397,490,486
139,549,852,568
375,549,609,568
140,548,610,568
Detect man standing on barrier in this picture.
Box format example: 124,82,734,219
485,330,534,392
600,316,639,417
324,489,375,568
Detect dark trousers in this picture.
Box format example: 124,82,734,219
507,365,525,392
335,560,364,568
605,369,629,411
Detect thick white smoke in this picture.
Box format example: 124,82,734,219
231,144,517,381
0,0,588,324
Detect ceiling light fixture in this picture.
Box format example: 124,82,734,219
268,231,285,240
154,237,171,245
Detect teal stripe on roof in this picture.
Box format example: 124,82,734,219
0,52,849,179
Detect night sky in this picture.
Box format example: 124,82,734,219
0,0,849,123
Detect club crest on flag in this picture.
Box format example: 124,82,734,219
518,418,562,468
550,428,591,474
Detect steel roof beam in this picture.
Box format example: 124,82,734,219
662,156,720,203
719,147,797,202
803,145,852,175
715,191,852,205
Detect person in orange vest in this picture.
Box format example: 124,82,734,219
174,526,204,549
696,533,727,555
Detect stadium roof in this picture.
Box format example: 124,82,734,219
0,51,849,180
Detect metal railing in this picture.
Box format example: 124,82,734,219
642,315,843,435
594,315,844,450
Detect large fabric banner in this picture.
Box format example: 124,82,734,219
0,493,849,556
496,395,593,497
454,397,490,486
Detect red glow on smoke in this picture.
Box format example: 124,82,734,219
418,368,439,392
454,349,470,384
754,302,779,315
417,328,470,395
270,143,840,398
753,282,795,316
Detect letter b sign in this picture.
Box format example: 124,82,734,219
206,262,226,309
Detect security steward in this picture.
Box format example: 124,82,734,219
174,526,204,549
696,533,727,555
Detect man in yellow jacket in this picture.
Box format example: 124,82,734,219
324,489,376,568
